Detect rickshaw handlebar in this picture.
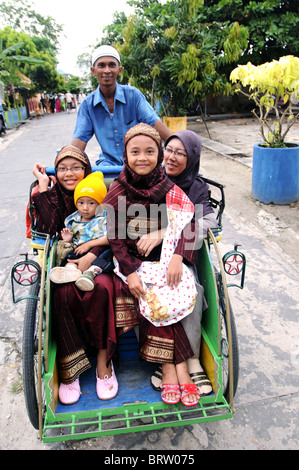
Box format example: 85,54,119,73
45,165,124,177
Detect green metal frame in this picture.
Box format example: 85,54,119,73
11,256,41,303
9,168,244,442
38,236,234,443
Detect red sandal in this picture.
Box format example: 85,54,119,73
161,383,181,405
180,383,200,407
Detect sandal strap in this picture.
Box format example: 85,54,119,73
153,367,162,380
161,383,181,397
195,381,211,388
190,371,207,380
180,383,199,395
190,371,212,387
180,383,200,406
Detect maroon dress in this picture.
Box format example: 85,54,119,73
104,126,196,366
52,274,115,384
33,146,114,384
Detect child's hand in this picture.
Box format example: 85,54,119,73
137,231,163,257
74,241,92,255
167,254,183,288
127,272,146,300
32,163,50,191
60,228,73,242
32,162,47,178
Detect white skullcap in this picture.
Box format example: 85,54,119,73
91,45,121,66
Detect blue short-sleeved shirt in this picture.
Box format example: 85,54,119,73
73,83,160,166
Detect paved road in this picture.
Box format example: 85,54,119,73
0,112,298,450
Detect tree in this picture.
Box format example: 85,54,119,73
0,0,63,55
202,0,299,65
0,32,43,88
62,76,83,95
99,0,299,115
101,0,248,115
29,64,65,93
0,27,64,94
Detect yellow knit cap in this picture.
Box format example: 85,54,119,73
74,172,107,206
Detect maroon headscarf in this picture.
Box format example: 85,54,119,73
164,131,214,216
104,124,174,209
32,145,92,236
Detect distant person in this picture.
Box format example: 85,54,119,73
65,90,73,113
77,92,86,105
34,102,41,119
71,45,171,166
40,96,47,113
56,94,62,113
45,95,51,114
50,95,55,114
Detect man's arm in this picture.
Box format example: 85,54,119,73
71,137,87,151
153,119,172,141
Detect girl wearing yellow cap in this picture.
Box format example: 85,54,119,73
50,171,112,290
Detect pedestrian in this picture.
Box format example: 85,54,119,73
40,95,47,113
50,95,55,113
56,94,62,113
71,45,171,166
77,92,85,105
65,90,73,113
45,95,51,114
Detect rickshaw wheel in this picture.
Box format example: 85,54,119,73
219,295,239,400
22,282,44,430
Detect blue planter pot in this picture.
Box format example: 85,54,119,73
252,143,299,204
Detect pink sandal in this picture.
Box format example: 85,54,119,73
59,378,81,405
161,383,181,405
180,383,200,407
96,362,118,400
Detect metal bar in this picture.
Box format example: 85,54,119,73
38,235,50,440
208,229,234,412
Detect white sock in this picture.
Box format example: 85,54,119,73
65,264,78,270
86,265,102,276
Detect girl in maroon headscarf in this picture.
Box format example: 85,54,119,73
32,146,118,405
105,124,200,406
32,145,92,237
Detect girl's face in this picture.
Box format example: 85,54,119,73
126,135,159,176
163,137,188,177
76,196,99,222
56,157,86,191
